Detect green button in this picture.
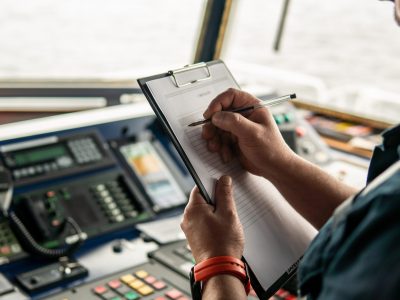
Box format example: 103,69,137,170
274,114,284,125
111,297,122,300
284,113,293,123
124,291,140,300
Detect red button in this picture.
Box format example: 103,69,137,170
165,289,183,299
144,275,157,284
295,126,306,137
46,191,56,198
108,280,121,289
154,297,167,300
177,297,189,300
93,285,107,295
153,280,167,290
0,246,11,255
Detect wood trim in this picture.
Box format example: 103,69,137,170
292,99,393,130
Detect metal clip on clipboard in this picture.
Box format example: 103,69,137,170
168,62,212,88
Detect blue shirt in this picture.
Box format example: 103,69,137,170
298,124,400,299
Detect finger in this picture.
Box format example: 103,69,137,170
211,111,262,139
201,122,216,140
214,176,236,214
186,186,207,208
204,88,259,118
220,132,233,163
207,133,221,152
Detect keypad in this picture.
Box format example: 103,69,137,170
68,138,102,164
92,269,188,300
92,180,140,224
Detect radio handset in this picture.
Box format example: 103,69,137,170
0,165,86,259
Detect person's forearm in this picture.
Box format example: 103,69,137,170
266,153,358,229
202,275,247,300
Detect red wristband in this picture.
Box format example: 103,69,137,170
193,256,250,295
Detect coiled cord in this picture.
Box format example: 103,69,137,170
9,211,85,259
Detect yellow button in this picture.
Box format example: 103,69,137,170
138,285,154,296
120,274,136,284
135,270,148,279
129,279,144,290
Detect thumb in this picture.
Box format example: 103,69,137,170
212,111,260,138
214,176,236,214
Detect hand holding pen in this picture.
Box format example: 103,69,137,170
199,88,297,176
188,93,296,127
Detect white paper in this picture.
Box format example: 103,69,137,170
146,62,317,291
136,215,186,244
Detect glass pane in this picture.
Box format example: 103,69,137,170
0,0,205,79
222,0,400,123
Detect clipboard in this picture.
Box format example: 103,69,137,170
138,60,317,299
138,60,222,205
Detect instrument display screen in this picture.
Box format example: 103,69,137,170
12,145,67,167
120,141,186,211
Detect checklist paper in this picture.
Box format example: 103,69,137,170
139,61,317,298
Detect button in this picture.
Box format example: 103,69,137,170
115,284,131,295
46,191,56,198
93,285,107,295
96,184,106,191
120,274,136,284
274,114,285,125
129,279,144,290
107,203,117,210
144,276,157,284
135,270,148,279
0,246,11,255
114,215,125,223
154,297,167,300
283,113,294,123
124,291,140,300
104,197,113,204
177,297,189,300
11,244,21,253
108,280,121,290
165,289,183,299
153,281,167,290
137,285,154,296
101,190,110,198
101,291,118,300
295,126,307,137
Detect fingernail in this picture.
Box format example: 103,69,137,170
220,176,232,186
203,108,211,118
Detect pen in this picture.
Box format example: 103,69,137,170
188,93,296,127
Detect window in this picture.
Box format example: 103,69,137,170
0,0,205,79
222,0,400,123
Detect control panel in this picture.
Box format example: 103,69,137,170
42,260,192,300
1,132,115,186
13,171,150,246
0,106,333,300
0,120,193,266
268,101,332,166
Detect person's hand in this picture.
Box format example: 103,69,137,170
202,88,294,178
180,176,244,263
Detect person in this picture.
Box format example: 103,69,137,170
180,1,400,299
